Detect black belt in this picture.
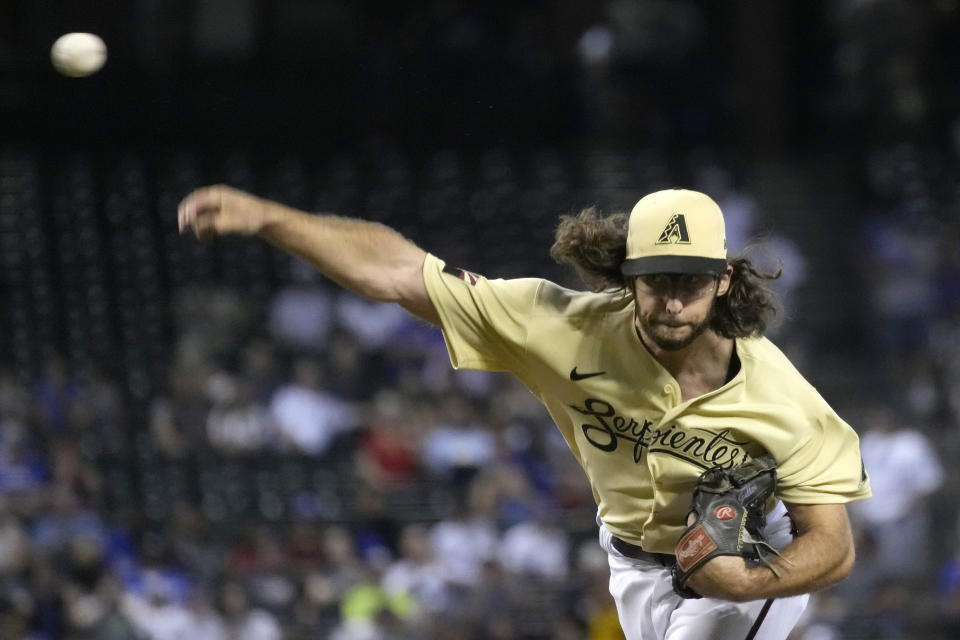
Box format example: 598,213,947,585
611,535,676,566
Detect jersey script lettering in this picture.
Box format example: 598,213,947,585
569,397,750,470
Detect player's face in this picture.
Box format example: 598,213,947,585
632,273,724,351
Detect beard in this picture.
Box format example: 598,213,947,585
636,302,715,351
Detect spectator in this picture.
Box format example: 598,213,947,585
268,259,335,353
204,373,275,456
239,337,284,405
428,480,499,590
939,544,960,619
0,371,43,500
287,521,326,568
0,510,30,575
325,328,375,402
64,574,138,639
457,560,522,639
301,524,369,621
149,364,213,458
497,509,570,581
31,354,82,434
0,419,48,497
851,406,943,581
329,578,418,640
750,233,809,327
121,570,192,640
30,483,106,557
270,357,357,455
28,555,67,639
381,523,453,617
421,395,496,486
220,580,283,640
863,206,939,374
49,442,103,510
70,360,128,456
185,587,227,640
164,501,222,582
573,542,626,640
334,290,410,352
355,391,422,488
172,287,254,361
0,367,32,424
241,530,299,616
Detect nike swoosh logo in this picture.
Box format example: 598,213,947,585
570,367,606,381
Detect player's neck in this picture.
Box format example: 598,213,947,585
641,329,735,396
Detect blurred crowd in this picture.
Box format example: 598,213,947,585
1,137,959,639
1,136,959,638
0,273,620,639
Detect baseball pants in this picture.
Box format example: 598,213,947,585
599,502,808,640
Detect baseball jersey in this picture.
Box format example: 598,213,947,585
421,254,872,554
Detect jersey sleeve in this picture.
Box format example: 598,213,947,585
775,401,872,504
421,253,543,373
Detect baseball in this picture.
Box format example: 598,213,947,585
51,32,107,78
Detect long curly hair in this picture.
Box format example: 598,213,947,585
550,207,781,338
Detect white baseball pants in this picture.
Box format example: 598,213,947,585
599,502,809,640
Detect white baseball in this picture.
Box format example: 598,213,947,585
51,32,108,78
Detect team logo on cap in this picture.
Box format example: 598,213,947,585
656,214,690,245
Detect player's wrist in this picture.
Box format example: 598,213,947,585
683,556,753,602
740,563,781,597
719,561,754,602
253,199,284,235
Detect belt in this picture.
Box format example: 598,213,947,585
611,535,676,566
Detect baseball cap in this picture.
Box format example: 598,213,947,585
620,188,728,276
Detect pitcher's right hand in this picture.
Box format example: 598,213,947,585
178,185,269,240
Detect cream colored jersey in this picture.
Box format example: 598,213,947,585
422,254,872,554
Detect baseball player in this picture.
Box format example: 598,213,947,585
179,186,871,639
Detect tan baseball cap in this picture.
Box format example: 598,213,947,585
620,188,728,276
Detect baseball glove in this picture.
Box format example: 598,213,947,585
670,454,786,599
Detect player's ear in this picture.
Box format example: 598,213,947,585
716,265,734,297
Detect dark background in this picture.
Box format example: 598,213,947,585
3,1,954,149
